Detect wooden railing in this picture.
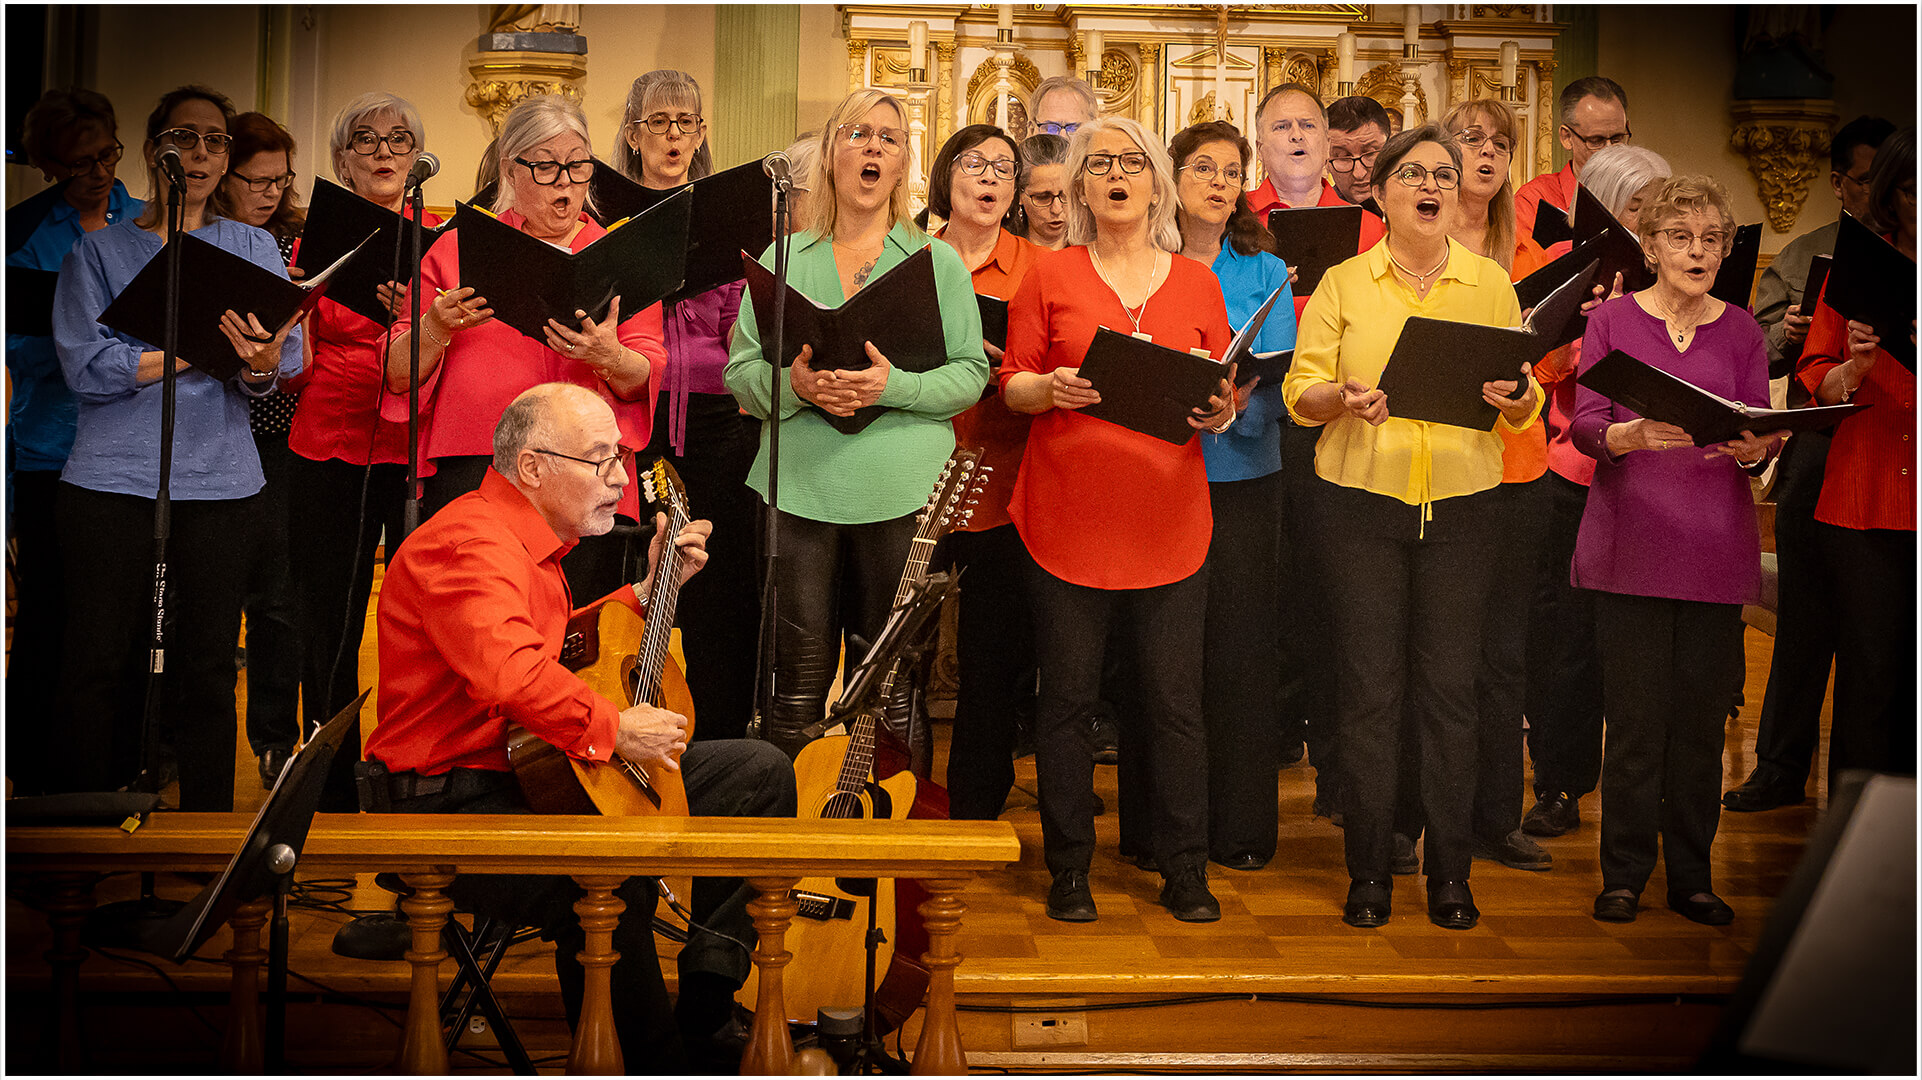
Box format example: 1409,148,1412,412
7,812,1022,1075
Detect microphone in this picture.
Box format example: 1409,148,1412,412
156,146,186,187
762,151,792,190
405,152,440,189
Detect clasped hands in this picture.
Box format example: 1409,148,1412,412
790,342,892,416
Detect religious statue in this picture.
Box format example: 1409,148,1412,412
487,5,581,35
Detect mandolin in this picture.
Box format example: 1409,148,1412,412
507,457,697,816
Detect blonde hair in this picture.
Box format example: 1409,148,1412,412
804,90,919,239
1440,98,1518,270
1635,174,1735,267
1061,117,1181,252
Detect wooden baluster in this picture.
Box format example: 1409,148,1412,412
397,871,454,1075
221,894,271,1073
39,872,98,1074
742,876,800,1076
568,875,626,1075
910,876,970,1076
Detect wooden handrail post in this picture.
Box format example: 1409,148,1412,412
742,876,800,1076
909,876,970,1075
39,872,98,1074
568,875,627,1075
397,870,455,1075
220,894,271,1074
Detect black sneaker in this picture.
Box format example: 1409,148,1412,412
1391,832,1419,875
1090,713,1120,766
1472,829,1553,871
1158,866,1221,923
1521,791,1581,837
1046,869,1097,922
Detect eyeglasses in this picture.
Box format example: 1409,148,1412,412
1035,121,1081,137
838,123,906,154
1838,170,1873,189
349,129,417,156
634,114,703,136
61,141,125,174
532,446,635,480
1024,190,1067,207
1651,227,1729,254
1389,162,1461,190
230,170,296,193
1452,129,1514,157
1561,123,1630,151
1327,150,1380,175
155,128,232,155
956,151,1017,180
1084,151,1149,176
516,156,596,185
1179,159,1244,184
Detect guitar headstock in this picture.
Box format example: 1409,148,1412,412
639,456,693,525
915,446,990,541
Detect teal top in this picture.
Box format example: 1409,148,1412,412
724,221,989,524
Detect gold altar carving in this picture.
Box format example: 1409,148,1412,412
1356,62,1425,121
872,48,911,85
935,42,957,146
1262,45,1286,98
846,37,869,94
966,52,1040,137
465,51,587,134
1138,42,1163,132
1189,91,1232,126
1534,58,1556,177
1447,58,1469,103
1729,99,1837,233
1283,54,1322,94
1097,49,1138,113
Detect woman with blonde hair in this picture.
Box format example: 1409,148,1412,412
1441,98,1519,270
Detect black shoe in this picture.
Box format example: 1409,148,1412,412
1472,829,1553,871
1046,869,1097,922
1722,770,1807,813
1090,714,1119,766
1391,832,1419,875
1158,865,1221,923
1426,879,1479,930
1593,891,1639,923
257,747,293,790
1521,791,1580,837
1215,852,1269,872
1342,879,1391,928
1131,851,1160,873
1667,890,1734,926
331,913,411,961
1312,791,1345,828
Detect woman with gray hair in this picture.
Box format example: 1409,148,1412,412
385,93,667,599
999,116,1236,924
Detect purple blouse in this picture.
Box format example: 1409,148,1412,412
1571,294,1769,605
655,281,744,455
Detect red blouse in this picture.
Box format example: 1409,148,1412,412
1000,246,1233,590
1796,280,1916,532
941,226,1040,533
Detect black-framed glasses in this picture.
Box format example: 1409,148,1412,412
1390,162,1461,189
532,446,635,480
1328,150,1381,175
1452,129,1514,157
957,151,1017,179
1838,169,1873,189
155,128,232,155
1024,190,1067,207
1561,123,1630,151
231,170,296,193
516,156,596,185
634,114,703,136
1084,151,1148,176
1035,121,1081,137
62,141,125,174
838,123,906,154
349,129,417,155
1651,227,1729,254
1179,159,1244,184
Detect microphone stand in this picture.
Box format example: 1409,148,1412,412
756,170,793,733
400,172,427,541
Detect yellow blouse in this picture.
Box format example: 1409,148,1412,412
1281,237,1539,509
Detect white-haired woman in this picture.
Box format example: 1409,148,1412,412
722,89,989,764
385,93,666,598
1000,116,1236,924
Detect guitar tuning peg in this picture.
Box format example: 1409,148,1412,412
979,465,994,474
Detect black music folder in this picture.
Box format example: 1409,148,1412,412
977,294,1009,351
1077,327,1227,445
741,244,949,434
1825,210,1916,371
98,229,372,381
1710,223,1763,309
453,187,693,342
1578,348,1868,447
1219,285,1290,387
1530,182,1616,251
294,177,453,327
624,161,776,304
1374,261,1593,430
1785,254,1833,367
1515,226,1652,350
1265,204,1363,293
8,266,60,337
1531,194,1574,248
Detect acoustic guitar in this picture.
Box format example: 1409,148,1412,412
507,457,697,816
741,447,987,1027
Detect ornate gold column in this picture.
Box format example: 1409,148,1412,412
1447,57,1469,105
1262,45,1285,99
465,51,588,134
1730,99,1837,233
1534,59,1556,178
935,41,957,147
847,38,869,93
1137,43,1161,133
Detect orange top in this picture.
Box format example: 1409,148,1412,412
938,226,1040,532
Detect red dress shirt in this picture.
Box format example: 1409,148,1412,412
939,226,1040,532
1513,164,1580,271
1246,177,1386,324
1511,182,1592,487
1000,246,1232,590
364,468,630,776
1797,280,1917,532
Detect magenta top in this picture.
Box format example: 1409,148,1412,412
654,281,743,455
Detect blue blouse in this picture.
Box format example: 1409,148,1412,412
54,217,302,500
1201,242,1297,482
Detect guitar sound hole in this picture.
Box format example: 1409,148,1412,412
823,791,866,820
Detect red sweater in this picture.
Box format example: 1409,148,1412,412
1797,278,1917,532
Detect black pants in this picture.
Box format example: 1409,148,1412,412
1472,476,1551,841
424,454,635,605
244,431,302,758
1202,473,1284,862
1593,592,1742,896
1748,432,1837,787
6,468,67,796
1523,471,1605,798
643,393,762,742
1320,482,1496,883
385,739,795,1071
939,523,1036,820
1819,522,1917,786
1277,421,1338,789
760,507,919,761
289,454,410,812
54,483,258,810
1029,551,1208,877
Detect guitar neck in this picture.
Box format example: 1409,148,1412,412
837,527,940,792
631,504,691,708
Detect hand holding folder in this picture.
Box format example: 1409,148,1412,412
1219,285,1291,387
1825,211,1916,371
1075,328,1233,444
295,178,454,326
1578,348,1867,446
